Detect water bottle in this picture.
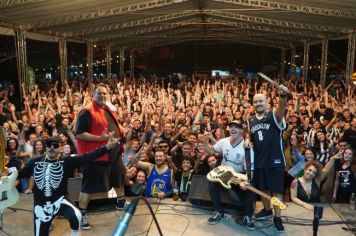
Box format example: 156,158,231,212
172,181,179,201
350,193,355,210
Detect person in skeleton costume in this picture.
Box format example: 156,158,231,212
17,135,119,236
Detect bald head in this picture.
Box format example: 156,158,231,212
253,93,267,114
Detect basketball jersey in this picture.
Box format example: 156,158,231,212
213,137,246,173
248,110,286,168
146,165,173,197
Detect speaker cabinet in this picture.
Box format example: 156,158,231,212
187,175,243,207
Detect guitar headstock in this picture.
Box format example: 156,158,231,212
270,197,287,210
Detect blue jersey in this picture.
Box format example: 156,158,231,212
146,165,173,197
248,110,286,168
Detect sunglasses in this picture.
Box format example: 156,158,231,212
46,143,60,149
159,145,169,148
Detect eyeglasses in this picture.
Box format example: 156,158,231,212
46,143,60,149
159,145,169,148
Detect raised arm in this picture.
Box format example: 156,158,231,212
274,84,289,125
204,132,217,155
318,152,342,182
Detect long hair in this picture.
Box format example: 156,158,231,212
6,138,18,152
340,148,355,172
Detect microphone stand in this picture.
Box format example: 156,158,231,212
313,206,324,236
112,197,140,236
112,197,163,236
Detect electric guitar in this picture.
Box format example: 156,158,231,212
207,166,287,210
0,168,19,210
0,127,19,210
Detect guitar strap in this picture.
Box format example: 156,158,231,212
244,147,254,181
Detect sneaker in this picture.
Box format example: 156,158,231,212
273,216,284,232
255,208,273,220
208,211,223,225
24,189,32,194
80,214,91,230
242,216,256,231
116,198,130,210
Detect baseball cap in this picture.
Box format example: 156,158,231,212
45,136,62,147
228,120,243,129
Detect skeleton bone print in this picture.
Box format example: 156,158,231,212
34,161,64,197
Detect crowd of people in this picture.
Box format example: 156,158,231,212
1,73,355,234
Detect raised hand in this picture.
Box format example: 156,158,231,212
105,132,118,150
278,84,289,96
100,129,114,141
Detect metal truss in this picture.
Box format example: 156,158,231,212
95,19,203,42
114,28,301,46
205,10,348,33
212,0,356,19
346,32,356,84
110,27,199,46
96,17,325,45
0,0,42,8
35,0,189,28
70,11,195,36
93,14,336,43
114,30,292,48
14,29,27,99
127,36,287,49
204,18,332,38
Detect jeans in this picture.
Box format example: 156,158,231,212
208,181,254,217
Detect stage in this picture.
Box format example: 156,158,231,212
1,194,355,236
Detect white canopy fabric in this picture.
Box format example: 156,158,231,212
0,0,356,48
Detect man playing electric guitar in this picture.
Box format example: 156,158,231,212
204,120,255,230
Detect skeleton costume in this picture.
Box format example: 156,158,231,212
18,139,111,236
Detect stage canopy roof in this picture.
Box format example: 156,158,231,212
1,0,356,49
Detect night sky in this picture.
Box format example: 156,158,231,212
0,35,350,82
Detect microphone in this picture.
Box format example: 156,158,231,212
112,197,140,236
313,205,324,236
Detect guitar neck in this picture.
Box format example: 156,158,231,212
231,178,271,200
246,186,271,200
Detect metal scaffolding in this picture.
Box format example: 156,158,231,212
71,11,195,36
130,50,135,78
0,0,44,7
110,26,302,48
36,0,189,28
302,41,310,84
320,38,329,85
280,48,285,79
87,41,94,85
290,47,296,80
14,29,27,100
346,32,356,84
213,0,356,18
206,11,346,33
106,43,112,78
119,48,125,78
204,18,328,38
59,36,68,86
2,0,356,88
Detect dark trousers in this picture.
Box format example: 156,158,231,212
208,181,254,217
